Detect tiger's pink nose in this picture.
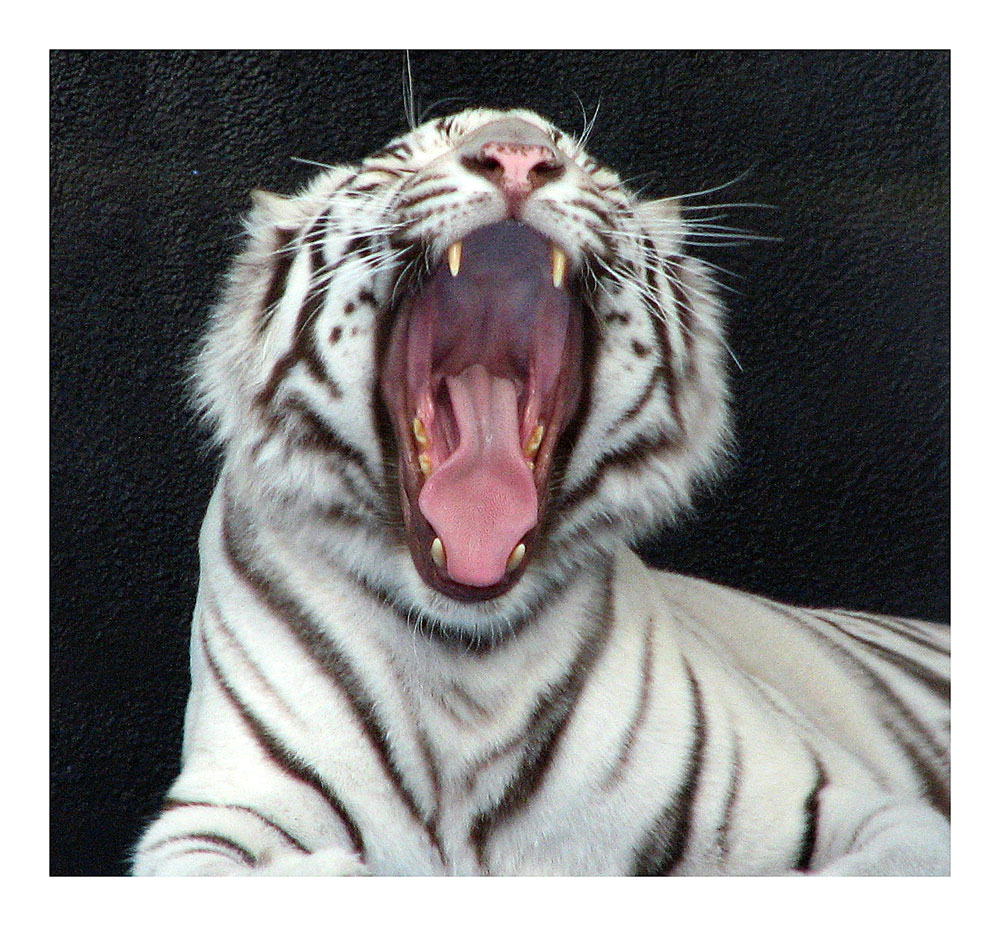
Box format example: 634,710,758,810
479,141,559,193
458,117,566,209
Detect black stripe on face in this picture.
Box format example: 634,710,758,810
633,659,706,876
371,140,414,162
258,226,298,332
639,235,684,428
395,183,460,212
552,431,675,523
198,621,366,861
664,269,696,356
602,363,661,441
276,394,375,483
792,757,827,872
256,227,333,409
469,577,615,870
220,498,437,847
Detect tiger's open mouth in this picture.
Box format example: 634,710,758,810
380,220,585,601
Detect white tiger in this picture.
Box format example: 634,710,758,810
132,108,949,876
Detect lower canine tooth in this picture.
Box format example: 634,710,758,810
551,246,567,289
413,416,428,447
524,424,544,459
447,241,462,277
419,452,433,477
431,537,446,569
507,543,526,573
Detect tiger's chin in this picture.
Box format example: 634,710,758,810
379,220,586,602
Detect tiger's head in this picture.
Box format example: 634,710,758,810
197,108,730,639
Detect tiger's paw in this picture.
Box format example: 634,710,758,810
253,848,371,877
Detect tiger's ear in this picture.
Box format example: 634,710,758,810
634,195,682,226
634,195,685,252
248,188,303,230
250,188,289,218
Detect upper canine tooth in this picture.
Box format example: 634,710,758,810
447,240,462,277
551,246,567,289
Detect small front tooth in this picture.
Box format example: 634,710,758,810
413,416,428,447
506,543,526,573
431,537,446,569
524,424,545,459
551,246,567,289
447,240,463,277
419,452,433,477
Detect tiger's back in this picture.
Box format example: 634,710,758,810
132,107,949,876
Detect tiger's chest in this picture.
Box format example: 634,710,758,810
312,553,875,877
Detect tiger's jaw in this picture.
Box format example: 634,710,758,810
380,221,585,602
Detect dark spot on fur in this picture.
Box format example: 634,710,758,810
330,326,343,344
632,340,650,357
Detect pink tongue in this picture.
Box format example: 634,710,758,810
418,365,538,587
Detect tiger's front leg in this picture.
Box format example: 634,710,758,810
810,787,950,876
132,803,370,876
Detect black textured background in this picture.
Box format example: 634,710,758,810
50,50,949,876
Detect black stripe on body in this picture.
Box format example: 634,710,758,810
161,799,309,855
716,735,742,861
633,659,706,876
602,616,655,788
220,499,439,851
792,757,828,872
469,580,615,870
766,601,950,818
836,610,950,658
145,831,257,867
198,622,366,860
811,613,950,703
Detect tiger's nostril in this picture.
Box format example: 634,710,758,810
456,117,568,212
477,141,563,192
461,142,565,201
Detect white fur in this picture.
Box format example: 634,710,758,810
133,109,949,876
